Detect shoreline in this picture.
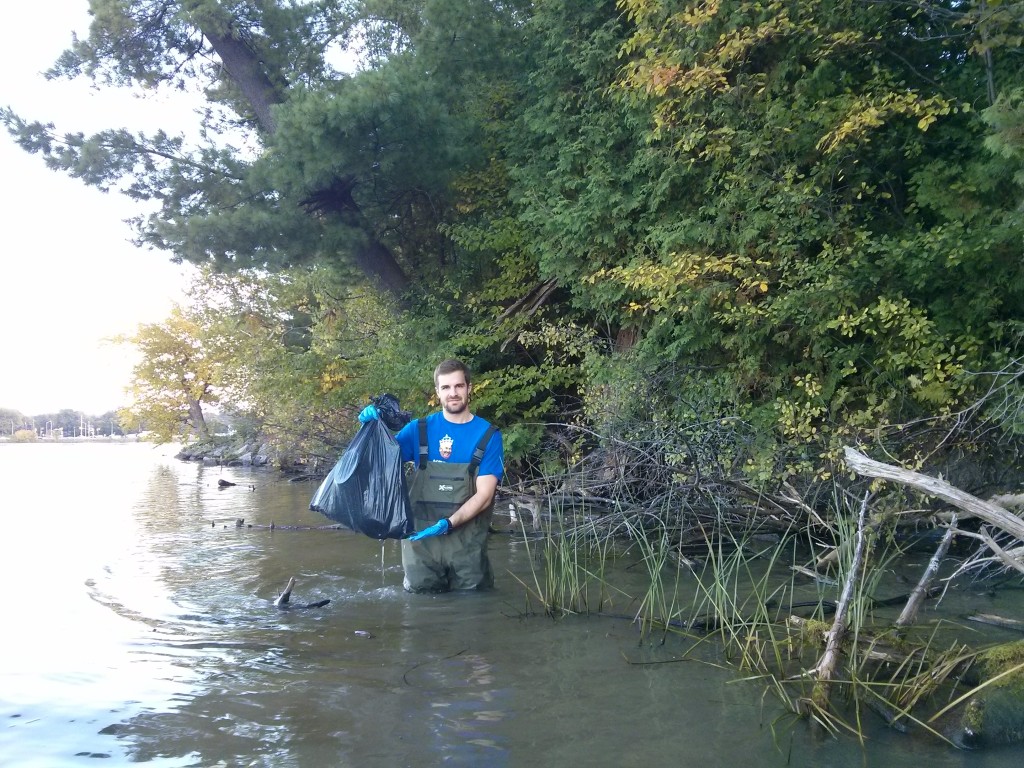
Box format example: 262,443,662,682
0,435,147,444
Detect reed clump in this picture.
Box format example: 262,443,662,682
505,414,1024,749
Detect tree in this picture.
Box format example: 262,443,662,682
0,408,28,436
118,302,235,440
181,265,399,457
1,0,531,306
112,263,416,456
96,409,126,436
504,0,1024,478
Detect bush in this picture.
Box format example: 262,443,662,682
12,429,37,443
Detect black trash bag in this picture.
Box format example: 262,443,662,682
309,418,414,540
371,392,412,432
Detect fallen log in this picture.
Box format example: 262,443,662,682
811,492,870,709
843,447,1024,541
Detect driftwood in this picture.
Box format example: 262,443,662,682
811,492,870,708
952,528,1024,577
895,513,957,628
844,447,1024,576
791,564,838,587
843,447,1024,540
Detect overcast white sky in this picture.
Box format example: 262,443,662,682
0,2,197,415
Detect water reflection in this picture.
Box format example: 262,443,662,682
1,443,1022,767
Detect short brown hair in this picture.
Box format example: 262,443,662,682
434,358,471,387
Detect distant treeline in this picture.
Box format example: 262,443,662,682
0,407,128,437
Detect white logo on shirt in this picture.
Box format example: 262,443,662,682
439,434,454,459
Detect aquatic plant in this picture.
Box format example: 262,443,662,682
505,410,1024,749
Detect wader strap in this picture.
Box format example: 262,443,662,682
418,419,429,470
470,425,497,472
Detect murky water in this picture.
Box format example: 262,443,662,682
0,442,1020,767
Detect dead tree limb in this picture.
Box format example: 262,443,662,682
952,527,1024,577
966,613,1024,633
895,513,957,628
780,481,829,528
843,447,1024,541
811,491,870,710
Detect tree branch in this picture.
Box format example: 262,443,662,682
895,513,957,628
843,447,1024,541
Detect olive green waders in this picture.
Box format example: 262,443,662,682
401,423,497,592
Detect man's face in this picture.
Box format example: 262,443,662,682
436,371,470,415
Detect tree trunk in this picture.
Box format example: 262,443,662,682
195,17,412,304
350,236,411,303
202,30,284,134
189,398,209,439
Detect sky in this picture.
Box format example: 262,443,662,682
0,2,197,416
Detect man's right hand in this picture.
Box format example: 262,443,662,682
409,518,451,541
358,405,379,423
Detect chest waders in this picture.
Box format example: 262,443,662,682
400,421,498,592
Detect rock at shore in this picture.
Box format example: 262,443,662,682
955,640,1024,748
176,438,294,473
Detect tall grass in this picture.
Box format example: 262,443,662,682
511,477,995,746
685,515,799,670
513,498,619,617
620,511,684,639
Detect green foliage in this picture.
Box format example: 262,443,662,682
983,87,1024,194
512,0,656,291
507,0,1024,477
0,409,27,436
7,0,1024,485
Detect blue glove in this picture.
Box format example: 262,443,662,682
358,404,379,423
409,518,451,541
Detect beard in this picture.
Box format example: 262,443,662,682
443,398,468,415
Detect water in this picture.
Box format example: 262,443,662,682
0,441,1020,767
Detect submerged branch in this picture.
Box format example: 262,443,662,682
966,613,1024,632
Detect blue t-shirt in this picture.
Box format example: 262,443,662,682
395,412,504,481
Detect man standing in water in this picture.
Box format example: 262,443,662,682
360,359,504,592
